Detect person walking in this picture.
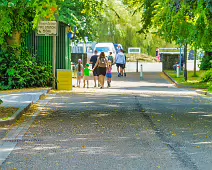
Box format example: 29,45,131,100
93,52,108,89
123,50,127,77
116,44,122,53
83,63,91,88
107,51,114,64
106,60,112,87
75,59,84,87
90,50,99,87
116,49,126,77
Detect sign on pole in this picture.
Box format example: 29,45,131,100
36,21,58,89
128,48,141,54
36,21,58,36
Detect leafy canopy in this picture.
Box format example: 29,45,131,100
0,0,104,45
123,0,212,51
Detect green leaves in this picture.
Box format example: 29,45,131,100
123,0,212,51
0,46,54,90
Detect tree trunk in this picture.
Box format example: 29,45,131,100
193,47,197,76
6,31,21,46
6,31,21,57
184,44,188,81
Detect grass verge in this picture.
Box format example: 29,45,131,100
164,70,210,90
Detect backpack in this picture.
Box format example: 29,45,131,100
98,57,107,67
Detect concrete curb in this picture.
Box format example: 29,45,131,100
0,88,51,126
162,71,185,88
195,89,212,97
163,71,212,97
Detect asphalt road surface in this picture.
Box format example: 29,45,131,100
1,73,212,170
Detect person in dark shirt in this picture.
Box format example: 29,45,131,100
90,50,99,87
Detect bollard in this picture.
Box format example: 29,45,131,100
176,64,180,78
140,64,143,80
136,59,138,72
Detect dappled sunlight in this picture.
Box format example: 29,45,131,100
188,111,208,114
201,114,212,117
90,113,110,118
192,141,212,145
33,145,60,151
81,101,95,104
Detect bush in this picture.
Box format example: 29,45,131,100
199,53,212,70
0,99,3,104
0,47,54,90
200,69,212,83
208,83,212,92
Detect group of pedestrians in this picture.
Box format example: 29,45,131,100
75,47,126,89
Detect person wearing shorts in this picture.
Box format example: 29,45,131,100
106,61,112,87
116,49,126,77
90,50,99,87
83,63,91,88
75,59,84,87
93,52,108,89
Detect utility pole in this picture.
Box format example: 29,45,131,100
184,44,188,81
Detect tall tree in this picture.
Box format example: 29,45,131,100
94,0,174,56
0,0,104,47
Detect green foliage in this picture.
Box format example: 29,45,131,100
57,0,104,41
0,0,35,45
93,0,174,57
123,0,212,51
199,55,212,70
200,69,212,83
0,47,54,90
208,83,212,92
0,99,3,104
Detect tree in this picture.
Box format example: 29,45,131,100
0,0,104,48
123,0,212,79
0,0,104,90
93,0,174,57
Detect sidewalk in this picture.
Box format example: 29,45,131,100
0,88,51,138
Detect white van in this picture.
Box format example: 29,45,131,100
93,43,116,57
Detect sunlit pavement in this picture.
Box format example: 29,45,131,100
1,72,212,170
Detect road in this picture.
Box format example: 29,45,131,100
1,73,212,170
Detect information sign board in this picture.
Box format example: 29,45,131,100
128,48,141,54
36,21,58,36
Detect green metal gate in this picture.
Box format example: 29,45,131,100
25,22,70,70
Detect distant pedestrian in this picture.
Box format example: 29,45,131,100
116,49,126,77
93,52,108,89
83,63,91,88
116,44,122,53
75,59,84,87
107,51,114,64
106,60,112,87
90,50,99,87
123,50,127,77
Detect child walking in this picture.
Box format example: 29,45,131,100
83,63,91,88
106,60,112,87
75,59,84,87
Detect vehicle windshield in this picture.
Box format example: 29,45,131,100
95,47,110,53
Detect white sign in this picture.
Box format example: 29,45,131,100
37,21,58,36
128,47,141,54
